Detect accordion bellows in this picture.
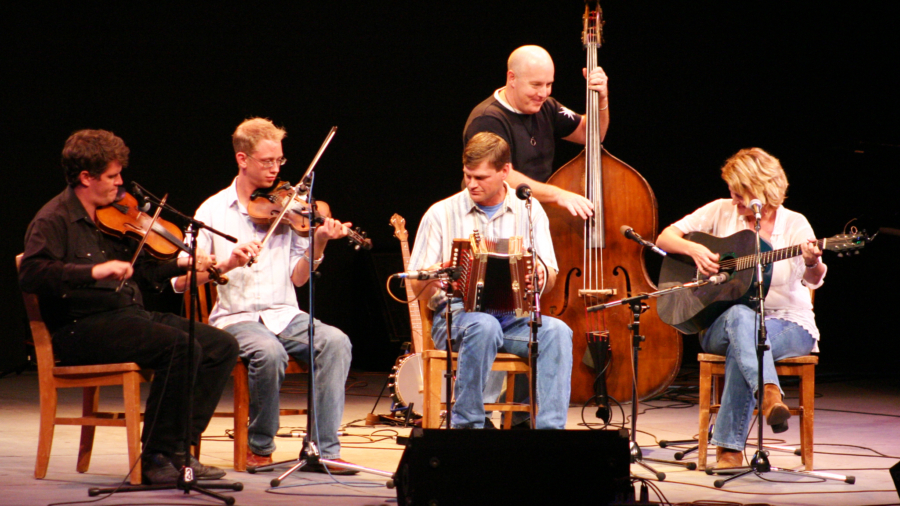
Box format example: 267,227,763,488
450,235,533,318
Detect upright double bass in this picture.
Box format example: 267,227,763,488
543,2,682,404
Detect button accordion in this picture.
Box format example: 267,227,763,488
450,234,534,318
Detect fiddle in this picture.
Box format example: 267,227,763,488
247,179,373,251
96,189,229,285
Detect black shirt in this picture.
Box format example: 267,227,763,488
463,91,581,183
19,187,183,333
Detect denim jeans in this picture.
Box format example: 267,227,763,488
225,313,351,459
430,301,573,429
700,304,816,450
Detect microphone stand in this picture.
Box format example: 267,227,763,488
522,193,541,429
248,174,393,485
88,192,242,505
587,285,706,479
706,210,854,488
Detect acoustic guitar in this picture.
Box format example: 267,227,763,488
657,229,869,334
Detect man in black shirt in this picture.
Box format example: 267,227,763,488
464,45,610,220
19,129,239,484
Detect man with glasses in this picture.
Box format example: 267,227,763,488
174,117,357,473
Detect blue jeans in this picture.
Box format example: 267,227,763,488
225,314,352,459
700,305,816,450
431,301,573,429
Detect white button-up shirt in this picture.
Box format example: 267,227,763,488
191,178,308,334
408,182,558,275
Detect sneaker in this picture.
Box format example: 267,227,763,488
142,453,179,484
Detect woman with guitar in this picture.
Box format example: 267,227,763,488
656,148,826,471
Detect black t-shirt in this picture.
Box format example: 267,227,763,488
463,91,581,183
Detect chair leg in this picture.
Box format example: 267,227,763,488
122,372,144,485
697,363,713,470
799,366,815,471
422,355,443,429
35,386,58,479
503,372,515,430
76,386,100,473
233,362,249,471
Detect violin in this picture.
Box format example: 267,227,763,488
247,179,372,250
96,189,229,285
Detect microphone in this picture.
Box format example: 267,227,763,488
397,266,460,280
619,225,667,257
749,199,763,220
131,182,152,213
515,184,532,200
707,272,729,285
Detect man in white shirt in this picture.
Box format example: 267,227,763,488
175,118,356,474
407,132,574,429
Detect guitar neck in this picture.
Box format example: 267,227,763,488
399,238,425,352
724,238,824,271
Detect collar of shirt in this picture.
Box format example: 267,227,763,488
493,87,525,114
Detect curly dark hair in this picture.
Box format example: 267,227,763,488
61,129,130,186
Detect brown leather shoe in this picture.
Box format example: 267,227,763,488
762,383,790,433
246,449,274,471
711,446,743,470
300,458,360,475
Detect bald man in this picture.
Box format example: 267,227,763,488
463,45,609,220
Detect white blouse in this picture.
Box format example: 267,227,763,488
671,199,826,349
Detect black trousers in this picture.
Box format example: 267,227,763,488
53,307,239,456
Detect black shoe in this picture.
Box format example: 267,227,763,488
186,454,227,480
142,453,179,484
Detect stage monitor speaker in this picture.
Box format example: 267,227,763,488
891,460,900,500
392,428,631,505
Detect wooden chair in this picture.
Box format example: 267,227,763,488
17,254,149,485
696,290,819,471
420,305,533,429
185,283,307,471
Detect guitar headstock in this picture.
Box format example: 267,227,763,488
390,213,408,242
823,230,872,257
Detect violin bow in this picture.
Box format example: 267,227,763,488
247,126,338,267
116,193,168,292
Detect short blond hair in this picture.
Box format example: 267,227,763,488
720,147,788,208
463,132,510,171
232,117,286,155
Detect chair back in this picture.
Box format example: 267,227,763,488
419,303,434,352
184,282,218,325
15,254,57,389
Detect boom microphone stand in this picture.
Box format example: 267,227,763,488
249,168,393,486
89,186,243,504
587,289,701,480
706,203,854,488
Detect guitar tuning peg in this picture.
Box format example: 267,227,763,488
837,253,844,258
354,244,361,251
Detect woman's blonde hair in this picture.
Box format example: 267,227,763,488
720,147,788,208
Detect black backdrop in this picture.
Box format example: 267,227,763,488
4,3,898,375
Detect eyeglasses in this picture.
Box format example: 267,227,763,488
247,154,287,168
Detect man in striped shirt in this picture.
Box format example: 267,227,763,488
407,132,574,429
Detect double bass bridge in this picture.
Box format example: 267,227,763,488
578,288,617,306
